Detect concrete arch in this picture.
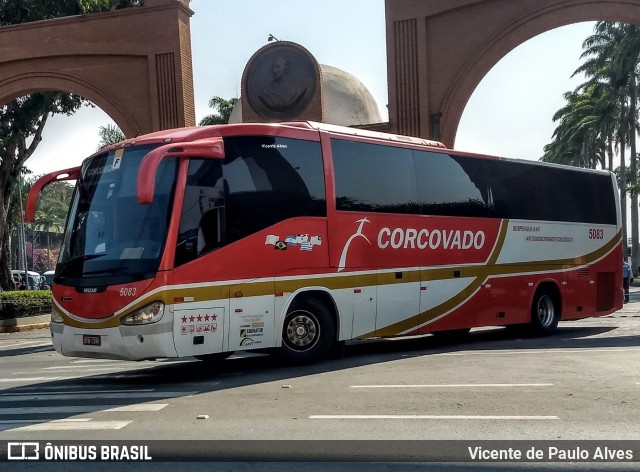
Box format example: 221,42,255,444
385,0,640,147
0,71,139,137
0,0,195,139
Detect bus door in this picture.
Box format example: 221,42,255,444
352,272,376,339
376,270,420,336
227,279,276,351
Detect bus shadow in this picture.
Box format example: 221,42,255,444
0,321,638,434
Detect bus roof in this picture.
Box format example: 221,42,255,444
100,121,447,153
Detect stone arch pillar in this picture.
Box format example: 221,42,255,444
385,0,640,147
0,0,195,138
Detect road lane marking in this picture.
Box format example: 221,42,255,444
435,347,640,356
0,389,156,396
350,383,554,388
0,377,63,382
309,415,559,420
0,341,52,350
8,420,132,431
105,404,169,412
0,391,197,401
0,406,138,415
41,365,141,370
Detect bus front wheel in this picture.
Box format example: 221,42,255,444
529,290,559,336
278,298,335,364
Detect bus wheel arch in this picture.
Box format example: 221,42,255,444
277,290,338,364
529,282,562,336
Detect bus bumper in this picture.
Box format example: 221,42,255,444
50,318,178,361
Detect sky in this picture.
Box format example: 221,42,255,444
24,1,597,176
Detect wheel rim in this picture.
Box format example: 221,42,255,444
284,310,319,352
536,295,555,327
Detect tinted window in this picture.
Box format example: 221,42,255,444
414,151,488,217
176,136,326,266
175,159,225,267
332,139,416,213
485,159,616,224
224,136,326,243
330,138,615,225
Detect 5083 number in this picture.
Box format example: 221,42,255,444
588,228,604,240
119,287,137,297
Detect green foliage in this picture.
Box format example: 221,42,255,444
199,97,239,126
78,0,144,13
0,1,81,26
0,290,51,319
0,0,144,25
97,123,126,149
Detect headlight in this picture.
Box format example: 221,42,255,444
120,302,164,325
51,305,64,323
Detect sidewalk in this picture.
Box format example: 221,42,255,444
0,314,50,333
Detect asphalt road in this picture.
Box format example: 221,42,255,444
1,288,639,471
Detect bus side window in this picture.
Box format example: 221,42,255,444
198,207,223,254
175,160,224,267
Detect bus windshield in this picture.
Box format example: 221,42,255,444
56,144,178,286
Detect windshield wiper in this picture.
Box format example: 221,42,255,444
57,254,106,278
82,267,145,280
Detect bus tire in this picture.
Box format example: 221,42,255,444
529,290,559,336
278,297,335,365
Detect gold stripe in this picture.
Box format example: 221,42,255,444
361,219,510,338
61,224,621,331
369,226,621,337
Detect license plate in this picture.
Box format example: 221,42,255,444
82,335,101,346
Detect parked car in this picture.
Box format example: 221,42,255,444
41,270,55,288
11,270,43,290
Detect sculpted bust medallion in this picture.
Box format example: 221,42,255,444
246,43,318,120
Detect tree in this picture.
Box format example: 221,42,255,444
576,22,640,273
0,0,144,290
543,21,640,273
199,97,238,125
97,124,126,149
31,184,69,271
542,87,608,169
0,93,86,289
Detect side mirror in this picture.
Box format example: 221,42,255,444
25,167,81,222
137,138,225,205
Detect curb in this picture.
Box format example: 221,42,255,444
0,314,51,333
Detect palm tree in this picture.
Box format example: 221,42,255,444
576,22,640,272
97,124,126,149
542,87,609,169
199,97,238,125
32,204,64,271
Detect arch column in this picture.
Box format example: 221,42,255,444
0,0,195,138
385,0,640,146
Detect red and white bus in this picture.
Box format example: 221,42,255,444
27,121,623,364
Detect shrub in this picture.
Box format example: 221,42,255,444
0,291,52,320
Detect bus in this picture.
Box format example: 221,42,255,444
26,121,622,364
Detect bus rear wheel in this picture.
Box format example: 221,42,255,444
278,298,335,365
529,290,559,336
